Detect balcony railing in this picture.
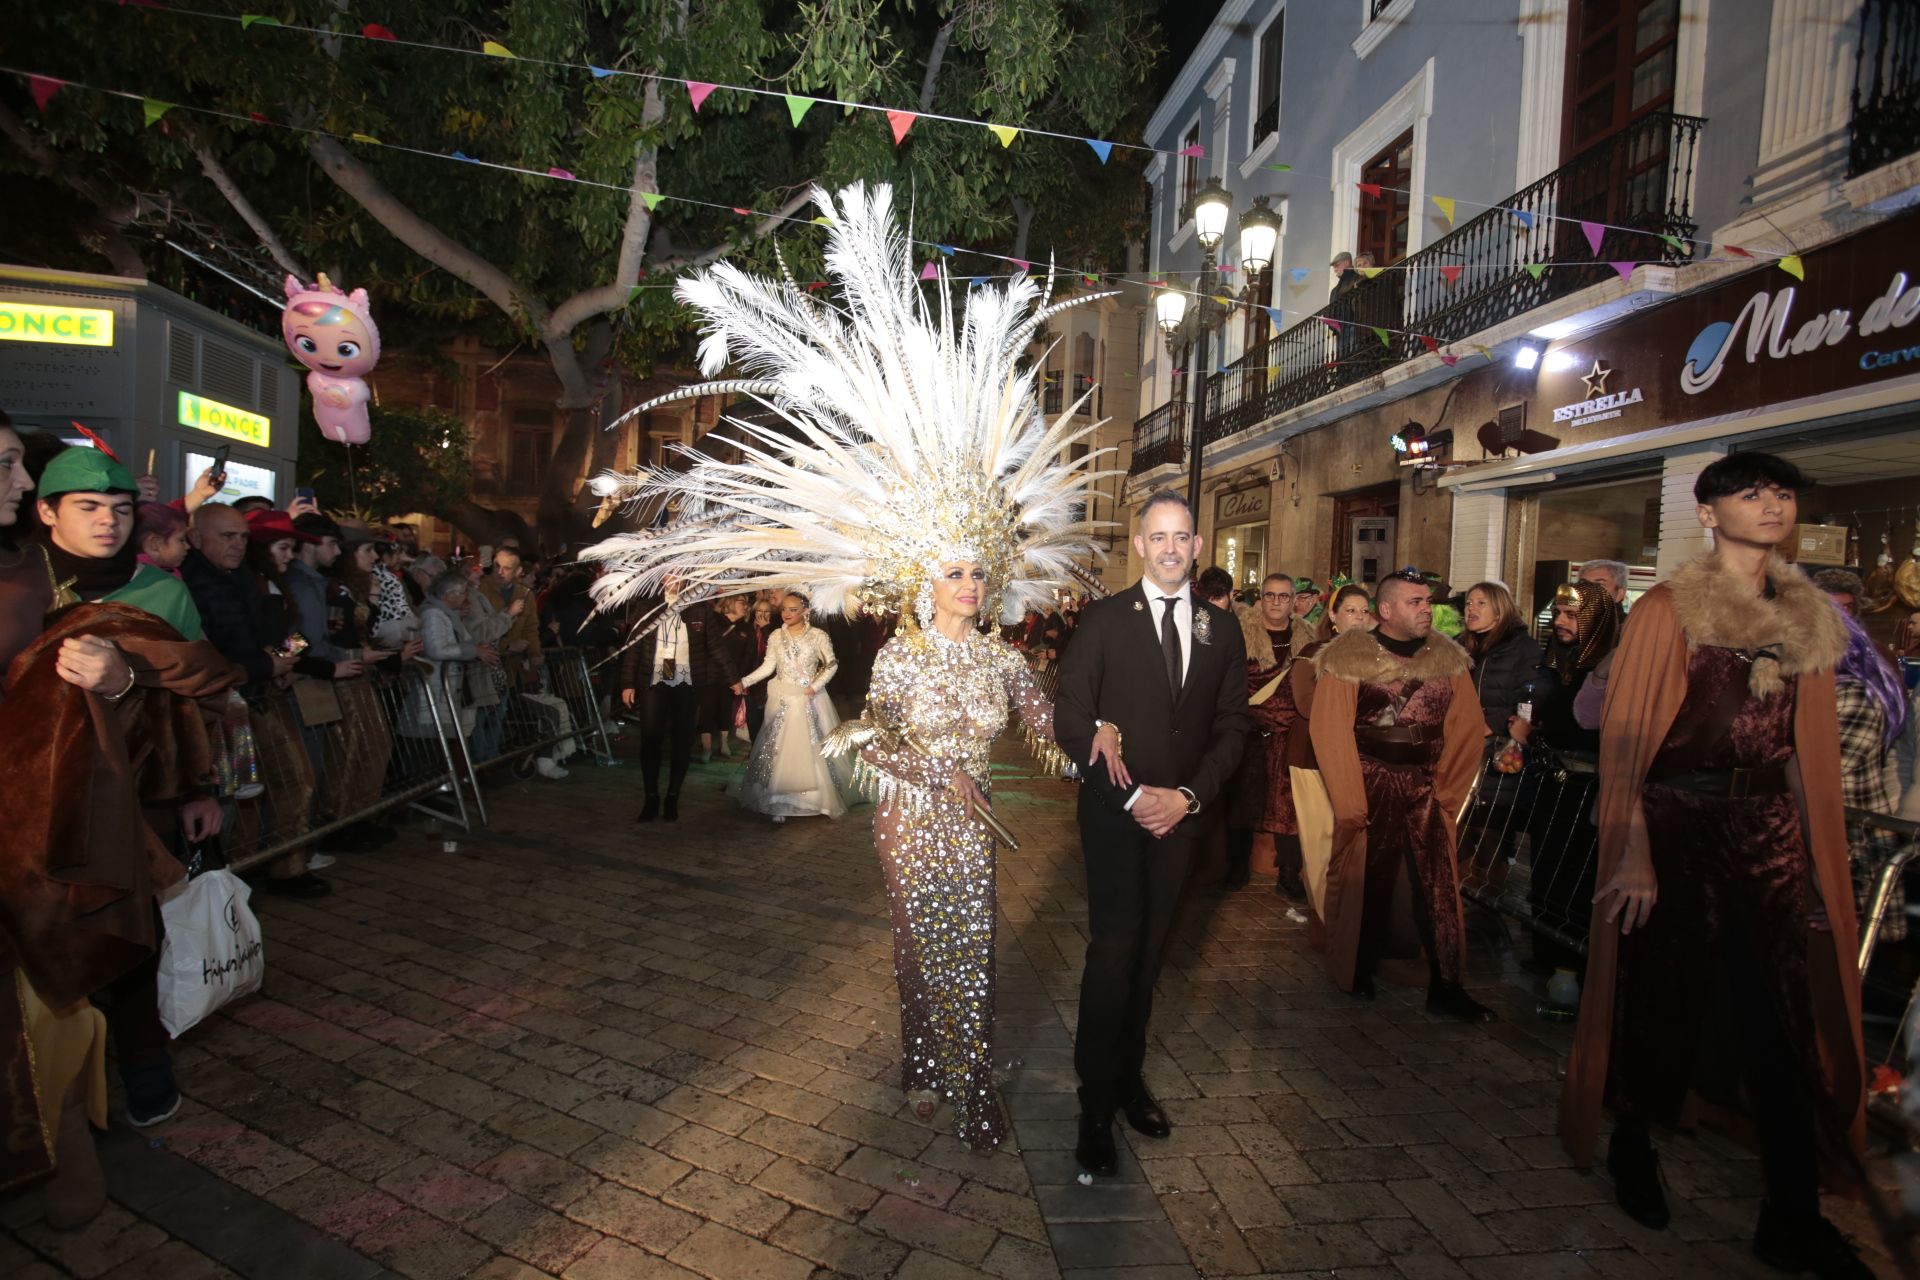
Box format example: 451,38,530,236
1852,0,1920,177
1130,110,1705,473
1131,398,1186,473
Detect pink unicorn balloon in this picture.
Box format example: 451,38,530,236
282,273,382,445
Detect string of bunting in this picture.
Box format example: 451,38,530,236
4,62,1807,375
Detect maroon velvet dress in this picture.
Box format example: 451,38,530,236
1343,677,1466,984
1611,646,1826,1131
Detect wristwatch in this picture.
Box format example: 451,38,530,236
1177,786,1200,816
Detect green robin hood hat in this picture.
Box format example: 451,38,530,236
38,447,139,499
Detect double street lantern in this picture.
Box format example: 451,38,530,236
1154,180,1284,508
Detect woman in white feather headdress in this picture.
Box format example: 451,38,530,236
582,182,1110,1150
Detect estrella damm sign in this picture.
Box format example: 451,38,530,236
178,390,271,447
0,301,115,347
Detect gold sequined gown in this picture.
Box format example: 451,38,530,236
857,628,1063,1150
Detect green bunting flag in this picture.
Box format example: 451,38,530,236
142,99,174,127
785,95,815,127
1524,263,1546,281
240,15,281,30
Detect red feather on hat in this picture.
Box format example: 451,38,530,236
68,421,123,463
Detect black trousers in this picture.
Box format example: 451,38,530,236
1074,789,1197,1116
638,682,699,798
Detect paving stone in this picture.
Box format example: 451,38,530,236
752,1155,882,1220
572,1133,694,1197
375,1153,513,1223
767,1206,910,1279
860,1193,999,1263
1160,1188,1264,1276
16,1206,173,1280
349,1207,495,1280
566,1182,703,1254
265,1165,409,1241
656,1121,780,1182
561,1236,704,1280
464,1192,606,1273
660,1168,793,1236
1045,1219,1190,1270
474,1143,602,1210
667,1220,816,1280
836,1143,965,1207
95,1240,242,1279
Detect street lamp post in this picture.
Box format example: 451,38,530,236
1154,182,1282,510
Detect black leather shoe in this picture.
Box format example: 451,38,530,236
663,794,680,821
1075,1111,1117,1177
1752,1202,1872,1278
1275,869,1306,901
1606,1122,1670,1231
1426,981,1496,1023
1121,1084,1171,1139
1351,972,1376,1001
636,795,659,823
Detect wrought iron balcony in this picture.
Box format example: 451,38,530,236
1128,110,1704,472
1131,398,1186,474
1852,0,1920,177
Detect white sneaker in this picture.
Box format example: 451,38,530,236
306,853,338,870
535,757,570,780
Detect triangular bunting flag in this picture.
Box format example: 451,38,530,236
1082,274,1099,286
1178,144,1205,158
1438,265,1463,285
1473,344,1495,362
806,281,827,291
1431,195,1456,225
1357,182,1382,198
1288,268,1310,285
1264,307,1284,326
1511,209,1536,230
482,40,515,58
732,207,751,216
641,193,664,211
362,23,396,40
350,132,381,144
988,124,1019,148
1212,295,1234,307
1438,352,1459,367
240,15,280,30
1610,260,1636,281
1263,163,1292,172
1418,335,1440,355
1524,263,1546,281
811,216,833,226
1660,233,1685,251
626,286,643,305
589,66,615,79
1318,317,1343,334
451,150,478,163
142,99,174,127
1777,254,1805,280
1086,139,1113,163
27,76,62,112
1371,326,1390,348
1359,267,1382,279
887,110,916,145
785,95,815,127
687,82,717,112
1580,220,1605,255
1008,258,1030,272
1724,244,1753,258
920,262,939,280
935,244,956,256
248,111,271,124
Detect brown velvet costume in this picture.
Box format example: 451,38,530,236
1558,556,1864,1175
0,603,240,1188
1228,607,1301,835
1306,629,1487,992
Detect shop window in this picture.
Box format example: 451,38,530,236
1218,521,1268,589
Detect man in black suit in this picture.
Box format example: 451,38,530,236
618,585,738,822
1055,490,1250,1177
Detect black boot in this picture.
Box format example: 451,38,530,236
1426,980,1496,1023
1075,1110,1117,1177
662,793,680,822
1751,1202,1873,1278
1351,971,1376,1001
1120,1081,1171,1139
636,794,659,823
1606,1120,1670,1230
1275,868,1306,901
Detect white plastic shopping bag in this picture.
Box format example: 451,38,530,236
157,869,265,1037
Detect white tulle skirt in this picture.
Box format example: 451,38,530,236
737,679,854,818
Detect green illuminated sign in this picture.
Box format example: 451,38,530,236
0,301,115,346
178,390,271,446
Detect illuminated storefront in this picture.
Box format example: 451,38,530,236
0,265,297,501
1212,485,1269,590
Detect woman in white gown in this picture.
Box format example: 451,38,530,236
733,592,854,820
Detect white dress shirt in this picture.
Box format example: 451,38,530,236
1121,579,1195,810
652,609,692,687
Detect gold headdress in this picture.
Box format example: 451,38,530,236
579,182,1114,627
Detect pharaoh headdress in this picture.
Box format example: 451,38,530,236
580,182,1113,628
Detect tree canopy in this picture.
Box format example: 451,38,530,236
3,0,1162,547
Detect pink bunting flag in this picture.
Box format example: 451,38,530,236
1438,265,1463,286
1609,260,1636,281
547,167,576,180
1356,182,1382,198
887,111,916,145
1724,244,1753,258
1318,317,1343,334
1178,144,1205,158
28,75,62,112
1008,258,1030,272
1438,352,1459,367
248,111,271,124
920,262,938,280
687,82,717,112
731,206,751,216
1580,221,1604,256
362,23,397,41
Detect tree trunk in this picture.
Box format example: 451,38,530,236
442,498,533,555
535,320,615,552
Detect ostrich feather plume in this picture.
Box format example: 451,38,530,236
579,181,1117,624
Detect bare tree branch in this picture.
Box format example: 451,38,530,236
919,19,955,112
545,81,666,341
652,187,818,274
1010,195,1035,264
192,141,307,280
0,101,148,275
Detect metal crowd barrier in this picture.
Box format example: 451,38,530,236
1453,746,1920,978
216,647,616,874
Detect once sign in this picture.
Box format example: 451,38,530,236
0,301,115,347
178,390,271,447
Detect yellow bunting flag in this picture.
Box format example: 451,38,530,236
1431,196,1456,225
1777,254,1805,280
811,216,834,226
350,132,382,145
987,124,1019,148
482,40,516,58
641,193,664,211
1359,267,1382,279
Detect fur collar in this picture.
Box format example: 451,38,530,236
1236,603,1294,668
1665,553,1847,697
1312,625,1470,684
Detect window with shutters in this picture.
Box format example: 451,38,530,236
506,408,551,496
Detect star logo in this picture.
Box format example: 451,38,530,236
1581,359,1612,399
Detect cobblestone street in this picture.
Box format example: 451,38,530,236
2,746,1906,1279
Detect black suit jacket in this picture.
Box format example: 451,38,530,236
1055,582,1250,816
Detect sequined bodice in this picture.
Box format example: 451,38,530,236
743,625,838,689
865,630,1053,786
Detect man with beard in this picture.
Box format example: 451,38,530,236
1513,580,1619,974
1560,453,1868,1277
1306,570,1491,1019
1225,572,1307,896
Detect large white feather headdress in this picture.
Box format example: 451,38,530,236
580,181,1116,626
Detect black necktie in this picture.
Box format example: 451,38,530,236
1160,596,1182,693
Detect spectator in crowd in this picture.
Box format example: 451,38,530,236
620,580,735,822
1197,566,1234,611
1829,604,1909,946
1561,453,1865,1274
745,597,777,738
287,513,390,670
1515,580,1620,978
1328,251,1359,308
364,532,420,651
133,501,191,577
478,545,574,779
707,595,756,762
1578,558,1630,617
1306,570,1491,1020
229,494,274,516
1226,572,1307,897
1461,581,1542,736
1293,578,1324,630
35,450,205,641
1288,583,1374,921
406,571,504,762
1898,681,1920,824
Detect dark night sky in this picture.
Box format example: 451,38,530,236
1158,0,1230,93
